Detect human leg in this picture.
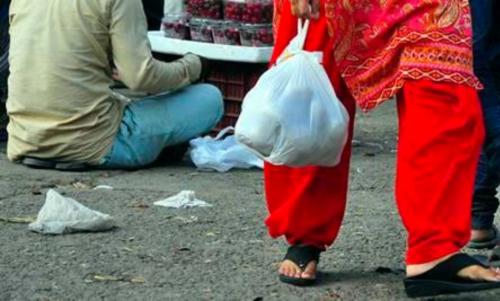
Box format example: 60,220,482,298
396,80,500,298
469,0,500,246
101,84,223,169
396,79,484,267
265,0,358,284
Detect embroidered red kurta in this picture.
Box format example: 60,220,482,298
266,0,485,265
273,0,481,110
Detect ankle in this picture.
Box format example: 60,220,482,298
406,253,456,277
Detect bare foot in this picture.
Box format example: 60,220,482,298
279,259,317,280
458,265,500,282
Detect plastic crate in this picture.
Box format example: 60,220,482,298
204,61,266,132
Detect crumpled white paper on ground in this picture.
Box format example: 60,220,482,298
29,189,115,234
154,191,212,209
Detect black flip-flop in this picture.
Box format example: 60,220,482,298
279,245,321,286
404,253,500,298
468,227,499,250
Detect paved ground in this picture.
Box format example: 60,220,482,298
1,102,499,301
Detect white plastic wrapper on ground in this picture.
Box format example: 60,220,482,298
189,127,263,172
154,191,212,209
29,189,115,234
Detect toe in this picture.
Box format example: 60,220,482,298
280,261,293,277
492,267,500,276
279,263,288,275
280,260,303,279
459,265,500,282
281,264,291,276
301,261,317,279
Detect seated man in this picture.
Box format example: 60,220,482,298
6,0,223,170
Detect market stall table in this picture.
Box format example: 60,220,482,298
148,31,273,132
148,31,273,63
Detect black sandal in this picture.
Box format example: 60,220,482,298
404,253,500,298
21,157,89,172
279,245,321,286
468,226,499,250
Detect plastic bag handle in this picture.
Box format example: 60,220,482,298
214,126,234,141
275,19,312,64
295,19,310,50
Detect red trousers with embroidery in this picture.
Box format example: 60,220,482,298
265,4,485,265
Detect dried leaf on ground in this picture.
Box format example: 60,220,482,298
86,273,146,284
72,181,91,190
0,216,36,224
129,276,146,284
31,186,42,195
122,247,134,253
93,274,123,282
172,216,198,224
128,202,150,209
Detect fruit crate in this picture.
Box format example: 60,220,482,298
204,60,266,132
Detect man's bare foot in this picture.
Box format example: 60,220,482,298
279,259,317,280
407,253,500,281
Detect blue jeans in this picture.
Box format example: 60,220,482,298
471,0,500,230
100,84,223,169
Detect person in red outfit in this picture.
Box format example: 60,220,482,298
266,0,500,297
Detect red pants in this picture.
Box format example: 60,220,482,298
265,3,485,265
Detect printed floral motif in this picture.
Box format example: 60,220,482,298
273,0,480,110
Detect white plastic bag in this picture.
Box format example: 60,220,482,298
189,127,264,172
235,20,349,167
29,189,115,234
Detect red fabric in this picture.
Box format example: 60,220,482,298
264,80,356,251
272,0,480,110
265,10,485,263
264,0,484,264
264,6,358,251
265,79,484,264
396,80,484,264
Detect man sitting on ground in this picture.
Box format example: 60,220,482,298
6,0,223,170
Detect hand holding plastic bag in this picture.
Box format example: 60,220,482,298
235,20,349,167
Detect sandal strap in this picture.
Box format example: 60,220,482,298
490,247,500,262
470,226,499,244
22,157,89,171
284,245,321,270
410,253,487,282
